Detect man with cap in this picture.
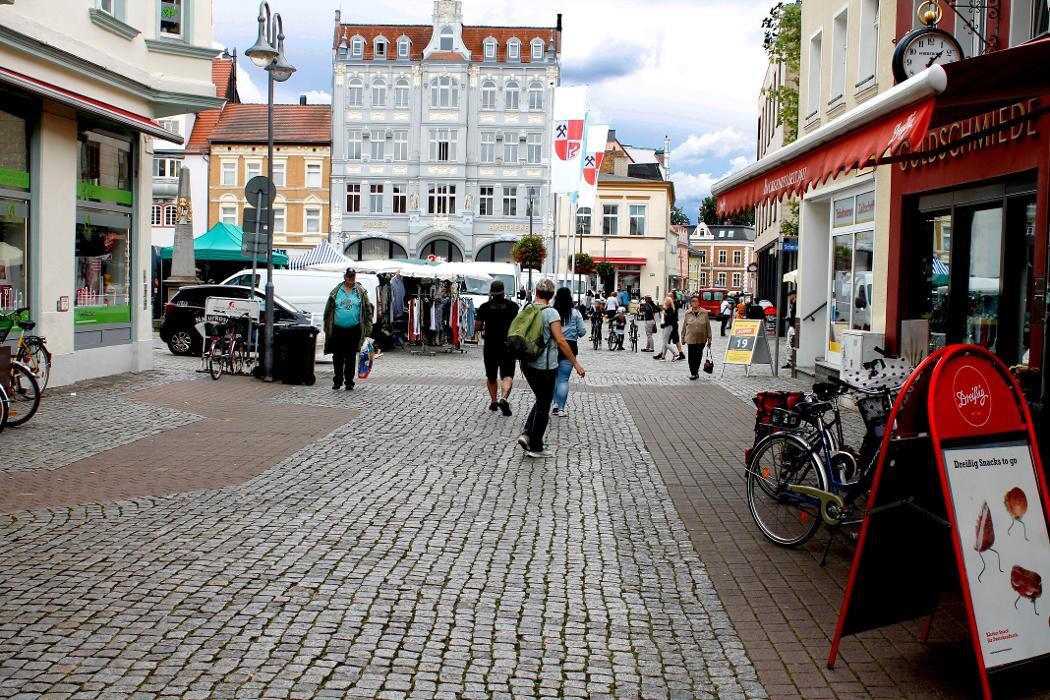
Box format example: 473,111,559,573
475,278,519,415
323,267,374,391
639,293,659,352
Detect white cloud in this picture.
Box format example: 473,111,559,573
295,90,333,105
670,157,752,200
671,128,753,164
235,61,265,104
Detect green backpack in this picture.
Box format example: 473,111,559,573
506,303,548,362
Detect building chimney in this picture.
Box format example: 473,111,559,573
614,155,629,177
663,134,671,179
557,14,563,32
608,128,617,143
300,95,307,105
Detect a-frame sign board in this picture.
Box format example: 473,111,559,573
722,319,773,376
828,345,1050,699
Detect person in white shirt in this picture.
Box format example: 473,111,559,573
719,297,734,337
605,292,618,320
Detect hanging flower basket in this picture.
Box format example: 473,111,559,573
512,235,547,271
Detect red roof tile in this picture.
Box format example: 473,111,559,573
185,108,221,155
212,58,235,100
335,24,558,63
208,104,331,145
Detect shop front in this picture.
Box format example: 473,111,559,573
0,98,31,315
592,257,648,299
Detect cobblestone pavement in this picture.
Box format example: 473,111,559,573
0,339,765,699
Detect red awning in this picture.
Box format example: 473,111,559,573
0,66,182,144
593,257,647,266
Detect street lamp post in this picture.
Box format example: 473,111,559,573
527,194,534,291
246,1,296,383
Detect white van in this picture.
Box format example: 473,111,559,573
221,268,379,323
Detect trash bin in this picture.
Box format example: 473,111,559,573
252,322,291,382
275,324,319,386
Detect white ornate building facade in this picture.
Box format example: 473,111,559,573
330,1,561,262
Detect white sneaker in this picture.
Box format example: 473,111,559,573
555,408,568,418
516,435,530,451
550,407,562,417
525,450,548,459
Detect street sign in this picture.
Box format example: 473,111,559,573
242,207,271,237
244,176,276,206
205,296,261,322
722,319,773,376
747,262,759,273
241,233,269,260
782,239,798,252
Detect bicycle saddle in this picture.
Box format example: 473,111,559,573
794,400,833,416
17,320,35,331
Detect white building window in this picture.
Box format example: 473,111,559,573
272,161,286,187
306,163,321,188
430,76,459,108
716,272,727,287
273,207,286,234
503,137,519,164
397,37,410,58
507,39,520,61
393,78,410,108
347,79,364,107
526,133,542,164
392,184,407,214
484,39,497,60
699,272,707,286
732,272,742,288
858,0,879,87
629,205,646,236
347,129,363,160
152,158,181,178
346,184,361,213
830,9,848,103
220,204,237,225
164,205,177,226
718,250,727,265
159,0,183,38
733,250,742,265
429,129,458,162
371,79,386,106
807,30,823,117
99,0,115,16
305,207,321,233
151,204,163,225
528,81,544,110
369,184,384,213
393,130,409,161
157,119,180,136
374,38,388,59
370,130,385,161
427,184,456,214
602,204,619,236
245,161,261,183
439,26,454,51
502,185,518,216
531,39,545,61
221,161,236,187
351,37,364,57
505,81,520,110
481,80,497,109
576,207,592,235
480,132,496,163
479,186,494,216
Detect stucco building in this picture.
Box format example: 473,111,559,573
690,224,756,295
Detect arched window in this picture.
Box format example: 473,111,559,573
504,80,520,111
347,78,363,107
439,26,454,51
393,78,410,108
475,241,515,263
351,36,364,57
507,39,521,61
481,80,496,110
483,38,497,60
163,205,178,227
420,239,464,263
530,39,545,61
151,204,162,226
397,37,411,58
371,78,386,106
528,81,543,110
430,76,459,108
346,238,408,261
374,37,388,59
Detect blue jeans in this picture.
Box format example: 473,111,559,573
554,358,573,410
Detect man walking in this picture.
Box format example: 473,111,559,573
476,279,519,416
719,296,734,336
323,267,373,391
640,293,659,352
517,278,586,459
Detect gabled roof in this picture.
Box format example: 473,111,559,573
185,108,221,154
702,225,756,242
211,55,239,103
335,23,558,63
209,104,332,145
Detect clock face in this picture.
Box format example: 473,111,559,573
899,30,962,79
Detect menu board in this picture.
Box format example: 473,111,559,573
942,440,1050,669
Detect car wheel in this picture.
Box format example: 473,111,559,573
168,330,196,355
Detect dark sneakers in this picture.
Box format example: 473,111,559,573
498,399,512,417
489,402,499,412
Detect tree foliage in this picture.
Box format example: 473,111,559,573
761,1,801,144
512,235,547,271
670,206,691,226
699,195,755,227
780,200,800,239
596,262,615,291
573,252,596,277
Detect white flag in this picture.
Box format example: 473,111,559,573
576,124,609,208
550,87,588,194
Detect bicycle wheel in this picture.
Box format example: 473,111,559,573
229,342,246,375
746,432,829,547
0,383,8,432
208,340,223,380
607,331,616,351
6,361,41,427
20,338,51,390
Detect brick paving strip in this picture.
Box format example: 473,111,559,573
0,378,356,511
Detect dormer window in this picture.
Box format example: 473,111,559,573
439,26,454,51
531,39,544,61
483,38,497,60
507,39,521,61
398,37,411,58
374,38,388,59
351,37,364,58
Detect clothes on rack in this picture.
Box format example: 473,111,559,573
391,275,406,318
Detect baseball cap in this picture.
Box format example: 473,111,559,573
344,267,357,277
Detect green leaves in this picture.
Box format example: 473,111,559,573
512,235,547,270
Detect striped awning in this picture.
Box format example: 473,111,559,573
288,241,350,270
931,257,950,276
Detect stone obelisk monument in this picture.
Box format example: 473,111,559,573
164,167,199,301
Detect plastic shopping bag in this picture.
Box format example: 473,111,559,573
357,339,375,379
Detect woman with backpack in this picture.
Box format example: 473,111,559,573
551,287,587,418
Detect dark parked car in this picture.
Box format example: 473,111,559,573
160,284,309,355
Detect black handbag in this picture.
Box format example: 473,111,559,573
703,347,714,374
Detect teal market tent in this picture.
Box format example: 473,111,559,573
158,222,289,266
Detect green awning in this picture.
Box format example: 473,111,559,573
158,222,289,266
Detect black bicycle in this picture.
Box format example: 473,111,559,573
591,318,603,351
628,316,639,352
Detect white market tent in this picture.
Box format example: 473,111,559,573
309,259,491,282
288,241,350,270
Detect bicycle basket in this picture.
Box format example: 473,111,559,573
857,394,892,434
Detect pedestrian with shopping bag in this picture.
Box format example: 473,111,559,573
681,294,713,380
323,267,374,391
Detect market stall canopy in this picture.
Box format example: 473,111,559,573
287,241,349,270
158,222,289,266
310,259,434,276
712,37,1050,216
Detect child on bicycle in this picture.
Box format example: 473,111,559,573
614,307,627,350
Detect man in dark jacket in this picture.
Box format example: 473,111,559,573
476,279,519,416
640,293,659,352
323,268,374,391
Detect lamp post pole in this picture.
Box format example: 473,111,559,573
245,1,295,382
527,195,534,291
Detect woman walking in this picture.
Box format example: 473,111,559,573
551,287,587,418
682,294,713,380
653,296,682,361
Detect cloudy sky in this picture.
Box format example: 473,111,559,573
214,0,774,223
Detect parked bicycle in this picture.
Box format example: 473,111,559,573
744,349,910,555
628,316,639,352
0,360,41,428
205,315,250,380
0,308,51,389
